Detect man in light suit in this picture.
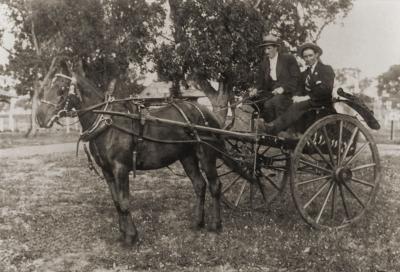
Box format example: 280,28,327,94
265,42,335,135
250,35,300,123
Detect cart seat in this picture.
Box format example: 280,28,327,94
291,104,337,134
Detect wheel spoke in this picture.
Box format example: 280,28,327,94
322,126,336,167
307,138,334,169
222,175,241,193
300,156,332,174
256,179,267,202
262,173,281,191
351,163,376,172
337,120,343,165
351,177,375,188
304,180,330,209
234,181,247,207
342,182,366,208
330,183,337,219
316,181,335,223
341,126,359,164
344,142,369,166
218,170,234,178
338,183,350,220
297,175,331,186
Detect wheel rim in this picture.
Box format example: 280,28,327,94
290,114,381,229
218,139,288,211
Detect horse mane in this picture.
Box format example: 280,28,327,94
75,74,133,100
75,74,105,99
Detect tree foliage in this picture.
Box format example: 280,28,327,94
0,0,166,94
155,0,354,98
377,64,400,97
258,0,353,46
155,0,264,92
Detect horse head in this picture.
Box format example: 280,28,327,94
36,63,95,128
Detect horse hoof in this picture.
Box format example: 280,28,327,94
191,221,205,230
208,222,222,233
121,234,138,248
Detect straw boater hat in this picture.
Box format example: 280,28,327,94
298,42,323,56
258,34,281,47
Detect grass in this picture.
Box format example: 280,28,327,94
0,150,399,272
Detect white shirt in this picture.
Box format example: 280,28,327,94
269,54,278,81
309,61,318,74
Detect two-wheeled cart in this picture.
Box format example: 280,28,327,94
96,89,381,229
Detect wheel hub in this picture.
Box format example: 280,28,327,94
334,167,352,184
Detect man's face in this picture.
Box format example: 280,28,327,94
264,45,278,59
302,48,319,66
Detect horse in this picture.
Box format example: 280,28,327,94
36,68,227,247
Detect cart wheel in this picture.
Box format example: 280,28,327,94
217,139,289,210
290,114,381,229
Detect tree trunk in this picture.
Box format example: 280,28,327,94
194,78,232,125
25,82,40,138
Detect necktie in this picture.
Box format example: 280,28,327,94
305,66,312,91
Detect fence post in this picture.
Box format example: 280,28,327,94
8,98,16,132
390,120,394,141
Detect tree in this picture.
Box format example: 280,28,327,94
0,0,165,135
377,64,400,97
154,0,354,123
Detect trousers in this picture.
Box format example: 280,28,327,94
261,94,292,123
272,99,326,133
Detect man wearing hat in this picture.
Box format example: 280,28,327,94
249,34,300,123
264,42,335,135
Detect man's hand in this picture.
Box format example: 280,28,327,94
248,88,258,97
272,87,284,95
292,95,310,103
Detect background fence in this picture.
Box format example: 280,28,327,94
0,112,80,133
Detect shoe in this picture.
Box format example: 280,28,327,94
277,130,300,140
264,122,276,135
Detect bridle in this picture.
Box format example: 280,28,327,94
40,73,81,126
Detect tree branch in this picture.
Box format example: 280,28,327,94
30,17,41,57
39,56,59,91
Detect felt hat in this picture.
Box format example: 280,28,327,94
258,34,281,47
298,42,323,56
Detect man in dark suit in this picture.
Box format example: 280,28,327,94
265,42,335,135
249,35,300,122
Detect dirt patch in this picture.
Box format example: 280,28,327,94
0,152,399,271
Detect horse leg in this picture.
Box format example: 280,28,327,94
199,149,222,232
102,170,126,240
180,155,206,229
112,162,138,246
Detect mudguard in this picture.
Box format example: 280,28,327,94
337,88,380,130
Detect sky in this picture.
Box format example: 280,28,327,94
1,0,399,80
318,0,400,78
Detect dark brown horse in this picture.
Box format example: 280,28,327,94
36,68,226,246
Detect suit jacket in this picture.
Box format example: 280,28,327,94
255,53,300,97
298,61,335,105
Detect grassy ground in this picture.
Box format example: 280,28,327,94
0,150,399,272
0,131,79,149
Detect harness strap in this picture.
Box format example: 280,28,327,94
83,143,103,178
132,103,146,178
184,101,209,126
170,102,201,142
79,101,113,142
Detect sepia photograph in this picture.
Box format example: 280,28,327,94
0,0,399,271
